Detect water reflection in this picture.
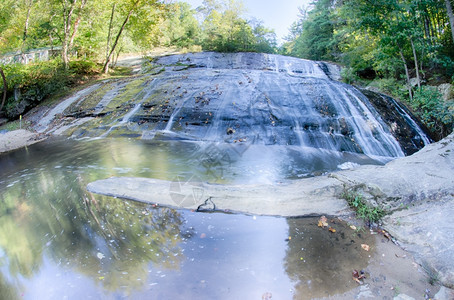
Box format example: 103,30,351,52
0,166,185,297
0,138,379,299
285,217,375,299
0,137,388,185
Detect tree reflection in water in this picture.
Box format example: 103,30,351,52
0,163,185,297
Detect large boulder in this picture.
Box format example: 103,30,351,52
438,83,454,102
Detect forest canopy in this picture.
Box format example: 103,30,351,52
0,0,453,138
0,0,277,63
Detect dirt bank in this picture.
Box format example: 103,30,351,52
0,129,47,154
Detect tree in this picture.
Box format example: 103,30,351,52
445,0,454,43
103,0,140,73
0,0,37,52
200,0,245,51
283,0,336,60
197,0,276,53
0,67,7,113
60,0,88,69
160,2,201,48
103,0,165,73
250,20,277,53
21,0,35,52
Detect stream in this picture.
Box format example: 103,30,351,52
0,138,380,299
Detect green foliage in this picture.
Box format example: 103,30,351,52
342,189,386,223
283,0,336,60
340,67,359,84
410,86,454,137
0,59,100,118
367,78,405,99
68,60,99,76
160,2,202,48
197,0,277,53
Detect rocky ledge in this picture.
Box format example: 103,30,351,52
88,132,454,288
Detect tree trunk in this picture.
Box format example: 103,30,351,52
106,3,116,62
22,0,33,52
0,67,7,113
410,38,421,90
399,50,413,101
62,0,76,69
113,45,123,68
68,0,88,51
424,17,431,40
445,0,454,43
103,0,139,74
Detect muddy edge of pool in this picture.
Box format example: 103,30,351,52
87,132,454,289
0,129,48,153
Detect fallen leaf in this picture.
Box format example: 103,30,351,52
350,225,357,230
329,227,336,233
378,229,391,241
361,244,370,251
352,269,366,284
352,277,362,284
318,216,328,227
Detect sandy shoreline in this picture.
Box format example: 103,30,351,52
0,129,47,154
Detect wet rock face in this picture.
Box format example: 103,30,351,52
48,52,429,162
360,89,432,155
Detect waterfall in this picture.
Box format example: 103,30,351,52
381,93,431,145
93,81,129,115
120,103,142,124
35,84,101,133
55,52,430,174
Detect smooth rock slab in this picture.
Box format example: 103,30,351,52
87,176,348,217
385,199,454,288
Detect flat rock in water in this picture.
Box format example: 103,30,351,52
87,176,348,217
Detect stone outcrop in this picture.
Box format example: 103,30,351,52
438,83,453,102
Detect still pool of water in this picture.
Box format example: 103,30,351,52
0,138,378,299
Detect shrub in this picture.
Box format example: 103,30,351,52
367,78,405,99
342,189,386,223
68,60,100,76
411,86,454,138
0,59,100,118
340,67,359,84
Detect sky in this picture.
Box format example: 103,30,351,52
182,0,311,44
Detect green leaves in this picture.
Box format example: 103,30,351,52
198,0,277,53
342,189,386,224
283,0,336,60
411,86,454,136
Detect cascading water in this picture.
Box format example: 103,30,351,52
36,52,431,179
